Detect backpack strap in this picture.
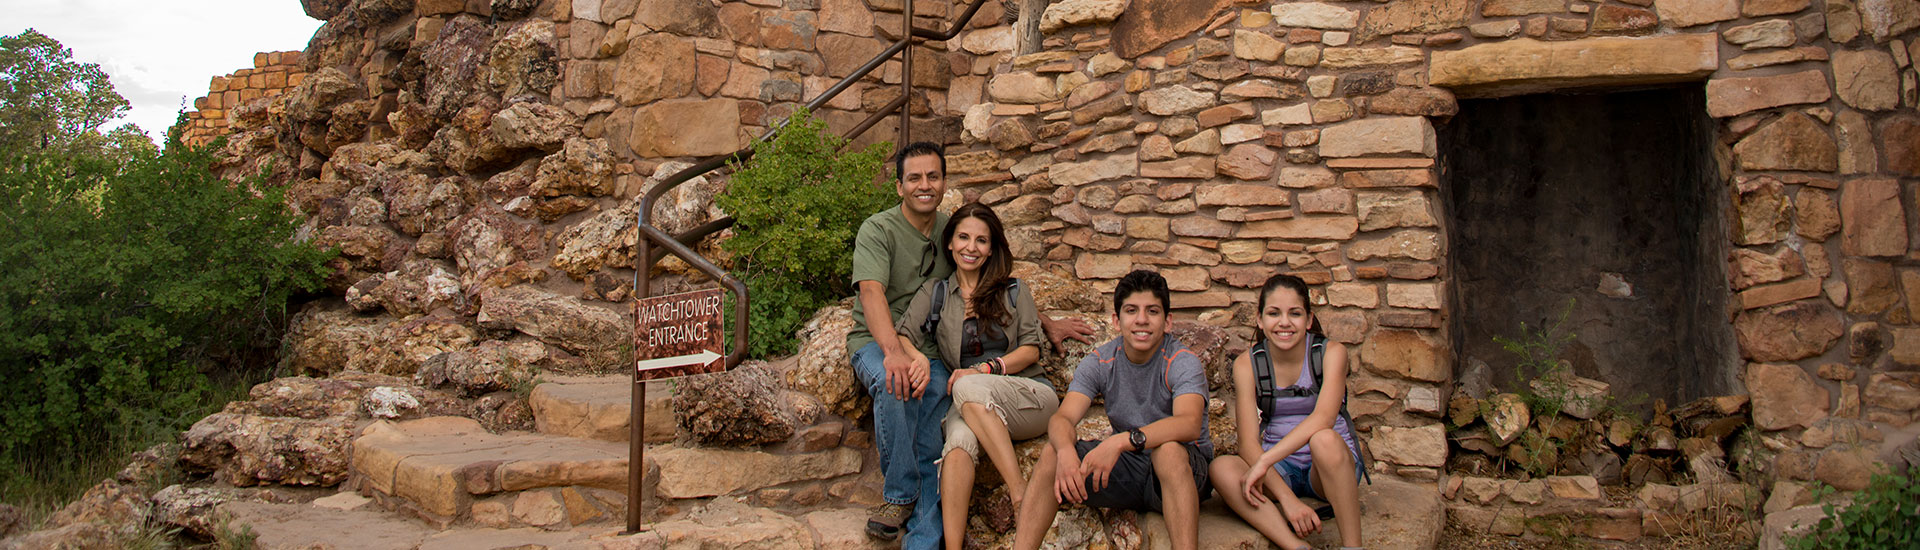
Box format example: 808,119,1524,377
1251,339,1276,428
1005,278,1020,316
1306,334,1371,485
920,279,947,335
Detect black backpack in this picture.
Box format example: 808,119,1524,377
920,278,1020,336
1249,333,1371,485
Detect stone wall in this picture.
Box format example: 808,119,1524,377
930,0,1920,484
211,0,1920,492
179,51,307,147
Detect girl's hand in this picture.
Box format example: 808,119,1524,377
1241,465,1271,508
1279,495,1321,535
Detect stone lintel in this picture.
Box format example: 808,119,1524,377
1430,35,1718,98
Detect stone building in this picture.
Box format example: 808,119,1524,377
143,0,1920,546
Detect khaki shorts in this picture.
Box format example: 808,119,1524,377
942,374,1059,461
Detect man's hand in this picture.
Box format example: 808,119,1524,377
1078,436,1125,495
1053,447,1087,504
1041,315,1096,352
882,351,915,398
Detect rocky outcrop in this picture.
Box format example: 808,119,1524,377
178,413,357,487
673,362,815,447
414,339,584,396
477,286,627,367
786,302,866,420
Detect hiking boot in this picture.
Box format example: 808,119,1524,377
866,502,909,540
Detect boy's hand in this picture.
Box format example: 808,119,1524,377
1079,436,1125,494
1054,447,1087,503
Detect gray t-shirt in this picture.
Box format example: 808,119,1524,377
1067,338,1214,459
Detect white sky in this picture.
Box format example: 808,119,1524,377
3,0,323,144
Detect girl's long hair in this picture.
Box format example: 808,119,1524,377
944,202,1015,336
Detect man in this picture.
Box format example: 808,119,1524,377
849,141,1092,547
1010,270,1213,550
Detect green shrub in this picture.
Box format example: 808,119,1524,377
715,108,892,358
0,136,334,474
1786,467,1920,550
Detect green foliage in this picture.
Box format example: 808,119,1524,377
0,134,334,476
715,108,893,357
1786,467,1920,550
0,29,155,160
1494,297,1580,419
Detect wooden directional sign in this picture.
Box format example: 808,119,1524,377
634,288,725,381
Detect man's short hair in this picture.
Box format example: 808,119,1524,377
1112,270,1171,313
893,141,946,181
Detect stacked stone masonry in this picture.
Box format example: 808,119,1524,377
180,51,308,147
159,0,1920,546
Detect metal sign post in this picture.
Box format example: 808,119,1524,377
628,288,727,533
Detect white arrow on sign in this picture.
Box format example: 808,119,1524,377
635,350,722,373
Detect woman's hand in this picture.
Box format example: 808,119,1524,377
907,353,931,399
946,364,988,393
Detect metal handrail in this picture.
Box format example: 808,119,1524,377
632,0,995,369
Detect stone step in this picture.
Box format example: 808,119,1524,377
530,374,674,443
220,495,608,550
351,416,631,528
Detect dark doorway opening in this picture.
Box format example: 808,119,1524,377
1440,87,1738,409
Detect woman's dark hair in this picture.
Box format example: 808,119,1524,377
943,202,1014,335
1258,272,1323,335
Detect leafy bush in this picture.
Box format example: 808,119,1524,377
0,136,334,472
1786,467,1920,550
1493,297,1580,418
715,108,892,357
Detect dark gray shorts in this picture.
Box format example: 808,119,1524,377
1071,439,1213,512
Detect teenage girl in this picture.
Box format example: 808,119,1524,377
1208,273,1365,550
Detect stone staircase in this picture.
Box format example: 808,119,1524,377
209,373,1444,550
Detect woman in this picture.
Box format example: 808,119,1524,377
1208,273,1365,550
894,202,1057,550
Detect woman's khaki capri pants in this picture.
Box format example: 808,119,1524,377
942,374,1060,461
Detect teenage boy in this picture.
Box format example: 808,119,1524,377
1010,270,1214,550
850,141,1093,547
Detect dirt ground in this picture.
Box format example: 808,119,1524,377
1436,521,1756,550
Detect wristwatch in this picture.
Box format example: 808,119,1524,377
1127,428,1146,451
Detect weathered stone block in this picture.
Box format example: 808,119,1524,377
1432,35,1717,97
1840,177,1908,257
1361,329,1448,382
1706,70,1831,118
627,99,742,157
1318,116,1435,157
1734,113,1837,171
1833,49,1901,111
1735,302,1844,362
1656,0,1740,27
1270,2,1359,29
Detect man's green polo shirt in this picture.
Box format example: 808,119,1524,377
845,206,952,355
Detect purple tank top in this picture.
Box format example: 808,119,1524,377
1258,335,1359,470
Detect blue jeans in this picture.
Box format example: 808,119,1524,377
852,342,951,550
